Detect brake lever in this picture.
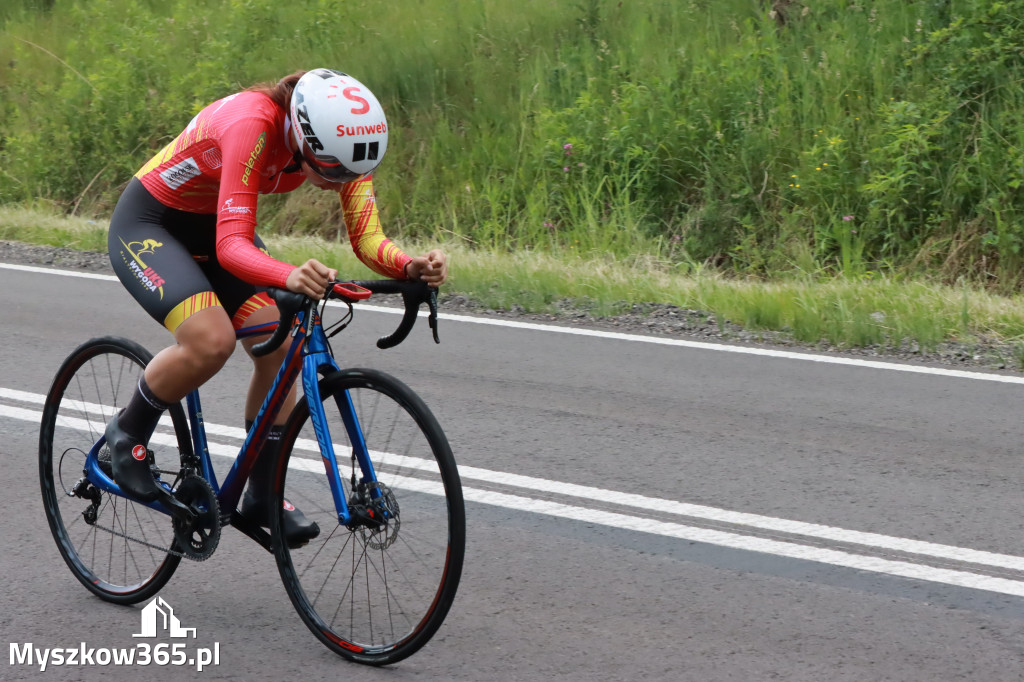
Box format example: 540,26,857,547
427,287,440,344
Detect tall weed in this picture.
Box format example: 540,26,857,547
4,0,1024,287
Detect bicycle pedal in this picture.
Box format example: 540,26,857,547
159,488,197,523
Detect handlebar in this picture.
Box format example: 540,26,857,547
249,289,306,357
352,279,439,349
250,279,439,357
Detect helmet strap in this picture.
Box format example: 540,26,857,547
281,150,304,175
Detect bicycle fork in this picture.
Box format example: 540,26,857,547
301,354,387,532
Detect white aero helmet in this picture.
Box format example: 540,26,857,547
289,68,388,183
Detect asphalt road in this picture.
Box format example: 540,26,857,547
3,263,1024,681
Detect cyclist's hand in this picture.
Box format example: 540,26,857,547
286,258,338,299
405,249,448,288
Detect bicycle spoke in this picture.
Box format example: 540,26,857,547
40,338,183,603
274,369,464,664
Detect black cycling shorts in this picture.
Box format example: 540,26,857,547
108,178,273,333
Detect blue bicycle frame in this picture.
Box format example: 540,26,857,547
209,305,378,527
80,302,379,540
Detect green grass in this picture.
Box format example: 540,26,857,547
5,0,1024,287
5,1,1024,363
6,206,1024,360
0,204,108,252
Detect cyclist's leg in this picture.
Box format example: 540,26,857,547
199,230,298,423
237,303,300,423
234,303,319,541
201,238,317,542
145,307,237,400
106,179,235,502
200,236,300,425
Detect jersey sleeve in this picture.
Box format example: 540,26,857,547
213,118,297,289
339,176,412,280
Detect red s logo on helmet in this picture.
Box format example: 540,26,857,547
342,87,370,115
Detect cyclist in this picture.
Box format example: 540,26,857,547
104,68,447,544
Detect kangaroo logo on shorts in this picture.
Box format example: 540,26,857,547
129,239,164,257
120,237,167,300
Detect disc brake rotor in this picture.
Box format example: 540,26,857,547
360,483,400,550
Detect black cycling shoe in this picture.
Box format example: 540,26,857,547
106,414,164,503
104,414,197,524
238,490,320,545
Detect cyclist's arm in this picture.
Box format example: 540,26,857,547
339,176,413,280
213,118,296,289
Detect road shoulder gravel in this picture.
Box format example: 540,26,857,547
4,239,1020,375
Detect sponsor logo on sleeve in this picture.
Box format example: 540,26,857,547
241,132,267,187
219,198,252,217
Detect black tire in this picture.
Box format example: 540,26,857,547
272,368,465,665
39,337,192,604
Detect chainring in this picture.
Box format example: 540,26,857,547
171,474,221,561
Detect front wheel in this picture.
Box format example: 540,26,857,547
272,368,465,665
38,337,191,604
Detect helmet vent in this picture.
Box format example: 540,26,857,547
352,142,380,163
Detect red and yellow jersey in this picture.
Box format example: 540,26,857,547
134,90,410,288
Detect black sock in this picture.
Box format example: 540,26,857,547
244,419,285,443
244,419,285,495
119,375,170,445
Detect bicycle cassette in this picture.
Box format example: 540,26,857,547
171,474,221,561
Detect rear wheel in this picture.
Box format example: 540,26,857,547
38,337,192,604
272,368,465,665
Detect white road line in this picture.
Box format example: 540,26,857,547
7,386,1024,570
8,392,1024,593
4,261,1024,384
455,487,1024,598
0,262,118,281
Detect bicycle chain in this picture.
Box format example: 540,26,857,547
87,518,191,559
80,474,219,562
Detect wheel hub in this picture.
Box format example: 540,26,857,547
348,482,400,550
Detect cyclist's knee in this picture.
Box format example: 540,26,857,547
175,310,236,371
244,340,284,375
